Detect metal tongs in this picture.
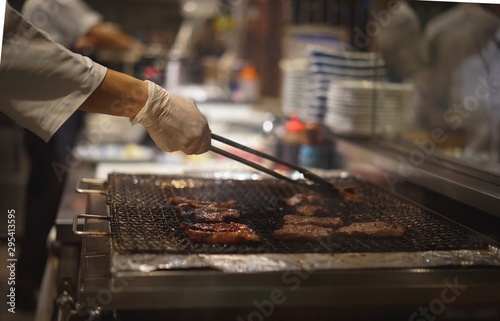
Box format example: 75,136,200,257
210,133,339,194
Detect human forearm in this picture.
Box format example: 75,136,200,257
79,70,211,154
79,69,148,119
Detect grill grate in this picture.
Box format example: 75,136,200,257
105,173,494,254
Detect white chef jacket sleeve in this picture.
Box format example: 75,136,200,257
22,0,103,48
0,4,107,142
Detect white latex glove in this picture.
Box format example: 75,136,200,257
131,80,211,154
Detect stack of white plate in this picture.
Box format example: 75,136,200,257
303,48,388,122
280,58,309,119
325,80,415,137
309,49,387,80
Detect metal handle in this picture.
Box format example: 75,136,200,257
76,178,107,194
72,214,110,237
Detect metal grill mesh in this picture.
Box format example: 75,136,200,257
105,173,494,254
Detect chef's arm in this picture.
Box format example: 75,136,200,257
79,69,211,155
79,69,148,119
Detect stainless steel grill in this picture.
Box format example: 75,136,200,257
66,172,500,319
105,173,494,254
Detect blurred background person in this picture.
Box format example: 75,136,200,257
415,3,500,161
377,1,500,162
375,0,421,83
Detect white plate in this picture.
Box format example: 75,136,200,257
309,48,383,61
327,100,392,109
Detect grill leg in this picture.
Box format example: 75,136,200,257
54,276,77,321
54,292,75,321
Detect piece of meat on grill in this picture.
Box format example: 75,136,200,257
282,193,320,206
169,196,238,209
183,222,261,244
339,186,362,203
273,224,333,241
283,215,344,228
177,203,240,223
335,221,405,237
296,205,330,217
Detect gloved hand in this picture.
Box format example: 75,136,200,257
131,80,211,154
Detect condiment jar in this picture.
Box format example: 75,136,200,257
298,122,330,169
281,115,305,165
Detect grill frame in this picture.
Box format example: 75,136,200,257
72,174,500,315
103,173,497,255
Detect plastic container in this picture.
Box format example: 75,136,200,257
237,64,260,103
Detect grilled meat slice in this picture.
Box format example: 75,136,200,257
177,203,240,223
339,186,362,203
169,196,238,209
282,193,319,206
183,222,261,244
273,224,333,241
296,205,330,216
283,215,344,228
335,221,405,237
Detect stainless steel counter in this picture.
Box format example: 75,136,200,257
336,138,500,219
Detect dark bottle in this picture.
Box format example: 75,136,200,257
298,122,330,169
281,115,305,165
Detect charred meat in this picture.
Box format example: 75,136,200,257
274,224,333,241
335,221,405,237
296,205,330,217
282,193,319,206
339,186,362,203
169,196,238,209
177,203,240,223
183,222,261,244
283,215,344,228
281,194,330,216
172,197,260,244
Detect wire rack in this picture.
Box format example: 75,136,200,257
105,173,494,254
